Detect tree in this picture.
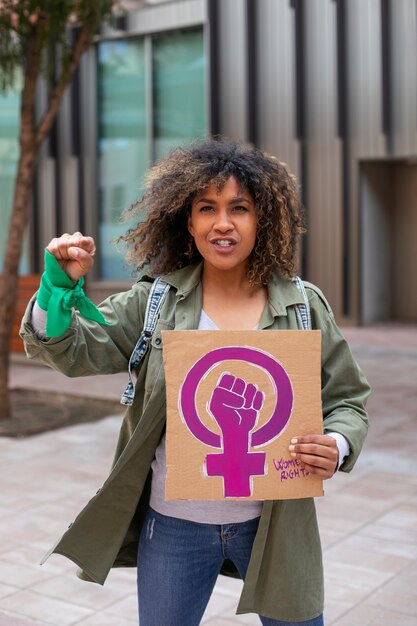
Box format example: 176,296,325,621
0,0,118,419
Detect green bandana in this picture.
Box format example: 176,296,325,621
37,250,113,337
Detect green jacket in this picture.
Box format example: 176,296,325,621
20,263,370,622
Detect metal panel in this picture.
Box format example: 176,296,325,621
216,0,248,140
79,48,99,279
392,163,417,320
127,0,206,35
360,162,394,324
60,158,79,233
56,84,79,235
303,0,343,314
256,0,299,176
36,159,57,247
246,0,258,144
345,0,386,323
390,0,417,155
35,77,57,259
145,36,154,167
346,0,385,155
207,0,220,134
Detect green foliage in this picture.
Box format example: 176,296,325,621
0,0,115,91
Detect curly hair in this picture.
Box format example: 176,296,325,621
120,138,305,284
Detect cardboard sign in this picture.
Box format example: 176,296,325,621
163,330,323,501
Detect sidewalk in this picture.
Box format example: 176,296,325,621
1,324,416,626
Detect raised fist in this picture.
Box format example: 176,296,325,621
46,232,96,282
209,373,264,435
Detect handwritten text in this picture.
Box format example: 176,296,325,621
273,457,310,482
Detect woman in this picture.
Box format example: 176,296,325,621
21,138,370,625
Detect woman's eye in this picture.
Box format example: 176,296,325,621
233,205,249,212
199,205,214,212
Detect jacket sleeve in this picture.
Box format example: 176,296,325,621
307,287,371,473
19,281,151,377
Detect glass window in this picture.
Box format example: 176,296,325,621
96,27,207,280
0,74,29,274
153,28,207,161
97,39,147,280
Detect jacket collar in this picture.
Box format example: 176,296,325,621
162,262,204,298
161,262,305,319
266,270,305,317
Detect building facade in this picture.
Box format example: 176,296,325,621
1,0,417,325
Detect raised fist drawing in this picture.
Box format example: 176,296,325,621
206,372,266,497
209,373,265,436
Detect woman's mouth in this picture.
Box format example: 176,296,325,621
210,238,237,248
215,240,233,247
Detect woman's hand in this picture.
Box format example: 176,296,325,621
289,434,339,480
46,232,96,282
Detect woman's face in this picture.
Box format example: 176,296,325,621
188,176,257,276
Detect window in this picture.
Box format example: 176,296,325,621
0,74,29,274
97,27,206,280
153,29,207,160
97,38,147,280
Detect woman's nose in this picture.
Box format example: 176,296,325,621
213,209,233,231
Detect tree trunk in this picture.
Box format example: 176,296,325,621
0,17,42,421
0,145,38,420
0,21,94,420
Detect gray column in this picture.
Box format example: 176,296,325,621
216,0,249,140
345,0,385,323
304,0,342,315
79,47,99,276
35,76,57,255
56,82,80,235
390,0,417,155
256,0,299,177
346,0,385,155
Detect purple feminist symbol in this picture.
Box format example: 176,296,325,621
179,347,294,498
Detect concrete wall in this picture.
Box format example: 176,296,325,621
360,163,394,324
393,164,417,321
361,161,417,323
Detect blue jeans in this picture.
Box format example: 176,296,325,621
137,508,324,626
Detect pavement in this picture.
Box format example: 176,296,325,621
1,323,417,626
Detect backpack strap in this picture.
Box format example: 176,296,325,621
120,277,170,406
292,276,312,330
